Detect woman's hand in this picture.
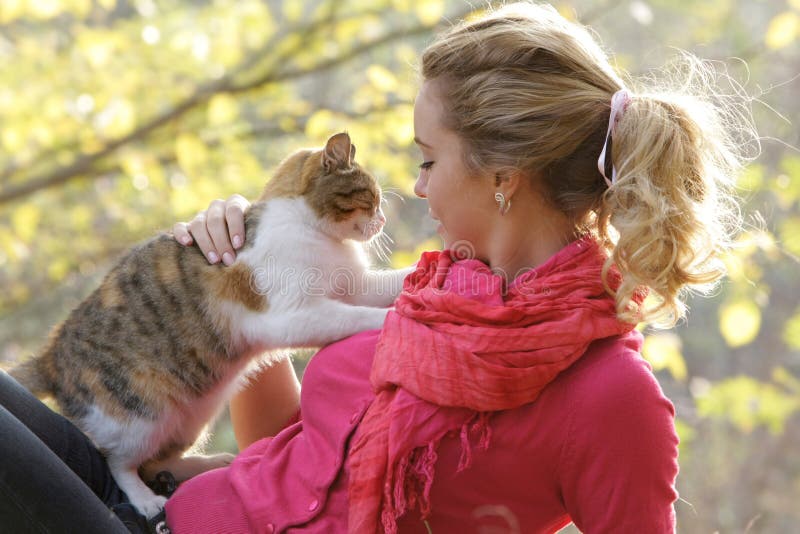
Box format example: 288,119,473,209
172,194,250,265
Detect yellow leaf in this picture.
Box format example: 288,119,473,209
391,237,441,269
48,257,71,282
556,3,577,21
1,128,24,152
305,110,337,140
283,0,303,22
98,98,136,138
384,108,414,146
66,0,92,17
279,116,297,132
11,204,41,243
697,376,800,435
70,205,93,231
415,0,444,25
719,299,761,348
642,332,688,381
0,0,24,23
765,12,800,50
772,367,800,393
393,0,412,13
674,418,695,445
97,0,116,9
78,30,116,68
737,164,764,191
367,65,398,93
779,217,800,257
207,94,239,126
29,0,62,19
464,8,488,22
175,133,209,173
783,308,800,351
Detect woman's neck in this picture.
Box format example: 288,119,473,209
485,194,576,281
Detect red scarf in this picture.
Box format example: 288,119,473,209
347,236,638,533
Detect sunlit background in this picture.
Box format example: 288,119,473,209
0,0,798,531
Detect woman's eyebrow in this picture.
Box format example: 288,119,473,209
413,136,432,148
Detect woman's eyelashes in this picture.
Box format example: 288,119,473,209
419,161,435,171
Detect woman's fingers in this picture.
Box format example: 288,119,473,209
187,211,220,264
205,199,237,265
225,194,250,250
172,222,193,246
174,194,250,265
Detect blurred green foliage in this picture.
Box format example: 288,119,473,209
0,0,798,531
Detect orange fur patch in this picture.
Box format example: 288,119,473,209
154,251,182,286
214,263,267,312
100,281,123,308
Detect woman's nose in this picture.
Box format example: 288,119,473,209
414,174,428,198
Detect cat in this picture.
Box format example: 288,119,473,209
8,131,412,518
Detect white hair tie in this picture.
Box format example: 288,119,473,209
597,89,632,187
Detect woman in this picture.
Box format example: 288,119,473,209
1,3,746,533
169,3,745,532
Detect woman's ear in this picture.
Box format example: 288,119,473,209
494,169,526,199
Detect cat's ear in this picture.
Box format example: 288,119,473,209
322,132,352,172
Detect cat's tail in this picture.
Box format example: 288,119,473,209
7,357,52,398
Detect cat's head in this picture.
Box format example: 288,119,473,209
261,132,385,242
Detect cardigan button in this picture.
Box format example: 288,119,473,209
265,524,274,533
308,499,319,512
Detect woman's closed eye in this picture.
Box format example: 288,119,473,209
419,161,435,171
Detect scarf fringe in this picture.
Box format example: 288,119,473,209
381,413,493,533
457,412,492,472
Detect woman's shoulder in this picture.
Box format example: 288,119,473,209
547,329,678,458
554,330,668,408
498,329,675,451
483,330,671,458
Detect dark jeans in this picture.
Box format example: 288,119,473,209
0,369,130,533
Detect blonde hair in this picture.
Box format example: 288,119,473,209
421,2,753,327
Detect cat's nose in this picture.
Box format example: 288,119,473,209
376,207,386,226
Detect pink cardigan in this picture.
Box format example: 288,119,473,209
165,328,678,533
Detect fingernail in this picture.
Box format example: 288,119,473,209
222,252,234,266
180,236,191,245
233,235,242,249
208,252,219,263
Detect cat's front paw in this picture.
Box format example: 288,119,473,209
364,307,390,331
133,494,168,519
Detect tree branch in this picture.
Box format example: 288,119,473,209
59,104,407,185
0,7,468,205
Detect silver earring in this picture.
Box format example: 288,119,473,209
494,192,511,215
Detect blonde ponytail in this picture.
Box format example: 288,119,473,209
598,56,753,326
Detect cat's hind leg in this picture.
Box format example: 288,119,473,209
80,406,167,518
108,457,168,518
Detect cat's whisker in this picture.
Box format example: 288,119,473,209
370,232,392,264
381,189,405,203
